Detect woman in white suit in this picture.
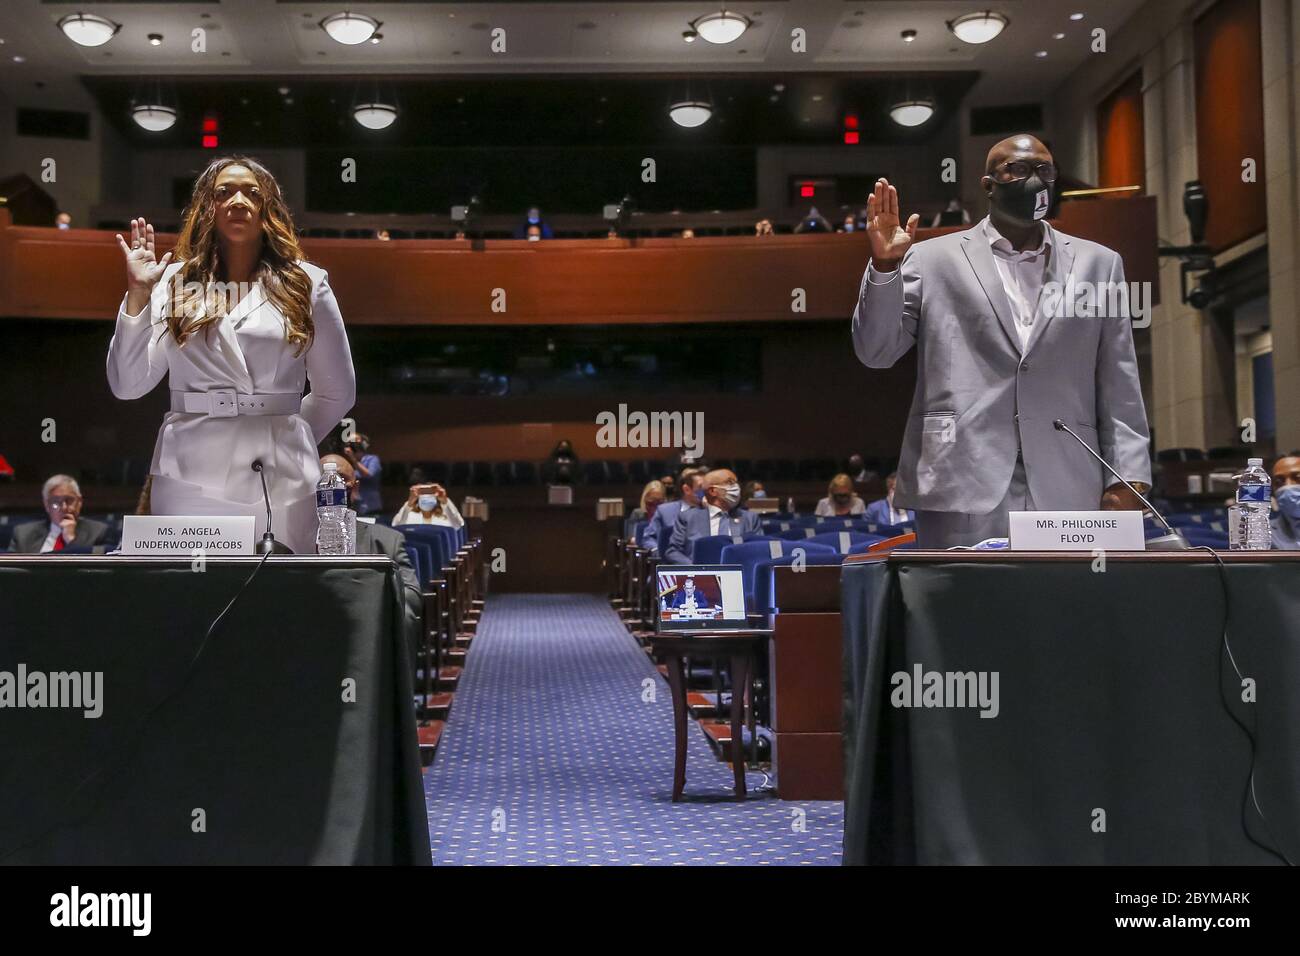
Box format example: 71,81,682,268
107,156,356,554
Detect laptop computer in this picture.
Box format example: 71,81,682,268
655,565,749,632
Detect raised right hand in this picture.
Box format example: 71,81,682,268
115,217,173,293
865,178,919,272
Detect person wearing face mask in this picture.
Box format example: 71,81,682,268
644,467,706,556
392,482,465,529
863,472,915,525
1270,454,1300,549
851,134,1151,549
664,469,762,565
817,473,868,518
625,480,666,541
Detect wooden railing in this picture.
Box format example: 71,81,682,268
0,197,1159,326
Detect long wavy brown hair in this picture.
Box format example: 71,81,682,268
164,156,313,354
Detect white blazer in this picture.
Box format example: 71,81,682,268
107,260,356,554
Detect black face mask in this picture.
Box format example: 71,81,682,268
990,175,1052,226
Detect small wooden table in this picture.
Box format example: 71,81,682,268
650,630,769,801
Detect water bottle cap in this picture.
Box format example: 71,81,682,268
323,461,338,471
1247,458,1263,468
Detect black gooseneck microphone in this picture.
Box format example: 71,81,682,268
251,459,293,555
1052,420,1189,551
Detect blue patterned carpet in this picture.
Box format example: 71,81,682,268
424,594,844,865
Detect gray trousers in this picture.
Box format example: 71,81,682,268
914,457,1036,549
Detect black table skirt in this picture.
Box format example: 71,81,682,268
842,553,1300,865
0,556,431,865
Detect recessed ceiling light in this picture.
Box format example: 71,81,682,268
691,11,751,44
13,55,25,63
58,13,120,47
320,12,382,45
947,11,1009,44
370,33,383,45
1035,50,1048,57
278,86,290,96
132,104,176,132
773,83,785,92
901,29,918,42
812,93,823,101
1070,12,1085,20
1053,32,1066,40
669,100,712,128
683,29,697,43
148,34,163,46
353,102,398,130
890,100,934,127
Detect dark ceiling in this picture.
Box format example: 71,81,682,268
82,71,979,150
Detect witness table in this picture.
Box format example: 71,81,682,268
842,551,1300,865
0,555,431,865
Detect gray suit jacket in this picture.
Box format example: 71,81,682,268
851,218,1152,514
7,517,110,553
664,505,762,565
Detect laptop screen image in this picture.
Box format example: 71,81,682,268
655,566,748,631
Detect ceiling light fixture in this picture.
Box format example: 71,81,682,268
669,100,712,127
690,11,751,45
131,104,177,132
889,100,934,127
901,29,918,42
353,102,398,129
320,11,382,45
57,12,121,47
148,34,163,46
946,11,1009,44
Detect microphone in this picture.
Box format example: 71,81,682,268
1052,420,1188,551
250,459,293,555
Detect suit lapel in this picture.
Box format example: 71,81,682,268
961,225,1022,356
1024,229,1074,357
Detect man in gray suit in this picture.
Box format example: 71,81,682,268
664,468,762,564
643,466,706,556
852,134,1151,548
8,474,111,553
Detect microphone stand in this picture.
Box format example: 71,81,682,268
1052,420,1188,550
251,459,294,555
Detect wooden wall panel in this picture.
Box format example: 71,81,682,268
1097,69,1146,193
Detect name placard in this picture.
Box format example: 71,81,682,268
1008,511,1145,551
120,515,256,555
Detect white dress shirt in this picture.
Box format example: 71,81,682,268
985,219,1052,352
40,522,63,553
707,503,725,536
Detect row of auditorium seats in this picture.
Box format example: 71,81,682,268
60,456,891,489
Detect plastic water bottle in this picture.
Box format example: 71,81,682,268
316,461,354,555
1232,457,1272,551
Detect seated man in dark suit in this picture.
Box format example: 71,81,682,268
663,575,719,616
643,466,706,556
664,468,761,564
8,474,110,553
321,454,423,665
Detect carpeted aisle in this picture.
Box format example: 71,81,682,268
424,594,843,865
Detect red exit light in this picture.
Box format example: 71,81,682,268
202,134,218,149
843,131,860,145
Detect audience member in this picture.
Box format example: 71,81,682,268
393,481,465,528
847,453,876,484
660,474,678,500
625,480,666,540
343,433,383,516
931,197,972,228
8,474,110,553
794,206,830,234
375,229,391,241
1272,453,1300,549
838,214,857,233
55,211,72,230
547,439,579,485
742,480,766,501
815,473,867,517
514,206,554,240
644,466,706,556
864,472,916,525
680,228,695,239
664,468,761,564
754,218,774,237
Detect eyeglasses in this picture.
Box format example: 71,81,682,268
46,496,81,509
991,161,1058,184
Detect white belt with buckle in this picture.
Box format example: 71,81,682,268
170,389,302,418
